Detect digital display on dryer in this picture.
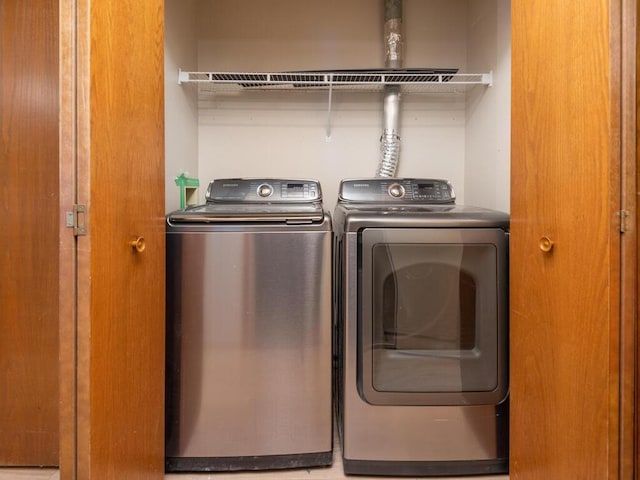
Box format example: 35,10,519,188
417,183,435,193
414,182,450,201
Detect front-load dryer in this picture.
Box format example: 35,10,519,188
333,178,509,476
165,178,333,472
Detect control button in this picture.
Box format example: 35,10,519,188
257,184,273,197
388,183,405,198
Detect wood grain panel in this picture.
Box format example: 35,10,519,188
0,0,59,466
620,0,638,478
75,0,165,478
59,0,77,477
636,0,640,477
510,1,621,478
633,1,640,480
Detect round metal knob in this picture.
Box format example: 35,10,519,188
257,184,273,197
539,236,554,253
129,236,146,253
388,183,405,198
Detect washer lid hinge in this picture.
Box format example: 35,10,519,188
65,204,87,236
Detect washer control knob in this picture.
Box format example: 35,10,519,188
388,183,405,198
257,184,273,197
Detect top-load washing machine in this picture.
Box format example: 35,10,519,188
165,178,333,472
333,178,509,476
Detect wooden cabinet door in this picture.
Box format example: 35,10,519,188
63,0,166,478
510,0,631,478
0,0,59,466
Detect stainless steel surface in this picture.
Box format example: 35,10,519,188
338,178,455,204
167,202,325,223
339,231,508,462
206,178,322,203
170,178,325,223
167,225,332,458
333,191,509,471
166,189,333,464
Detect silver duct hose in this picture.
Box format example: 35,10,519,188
376,0,403,178
378,86,401,177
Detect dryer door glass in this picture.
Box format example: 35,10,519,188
359,228,508,406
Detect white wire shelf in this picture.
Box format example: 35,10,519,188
178,69,492,139
178,69,493,93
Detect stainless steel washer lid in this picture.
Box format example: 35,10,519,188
168,178,325,223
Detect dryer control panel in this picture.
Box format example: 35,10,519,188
338,178,455,204
206,178,321,203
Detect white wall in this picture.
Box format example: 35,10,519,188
197,91,467,211
165,0,511,213
196,0,385,72
165,0,199,212
464,0,511,212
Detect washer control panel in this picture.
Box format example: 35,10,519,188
339,178,455,204
206,178,321,203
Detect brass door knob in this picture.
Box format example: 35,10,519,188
129,236,146,253
539,236,554,253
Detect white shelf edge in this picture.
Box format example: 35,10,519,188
178,69,492,92
180,69,493,138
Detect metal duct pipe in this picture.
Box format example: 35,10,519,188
376,0,403,178
383,0,403,68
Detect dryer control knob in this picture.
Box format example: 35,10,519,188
257,184,273,197
388,183,405,198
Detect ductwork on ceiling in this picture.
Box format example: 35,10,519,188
376,0,403,178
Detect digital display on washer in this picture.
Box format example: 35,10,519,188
284,182,307,198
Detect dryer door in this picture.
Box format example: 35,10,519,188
358,228,508,406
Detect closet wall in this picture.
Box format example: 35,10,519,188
165,0,510,213
165,0,199,210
